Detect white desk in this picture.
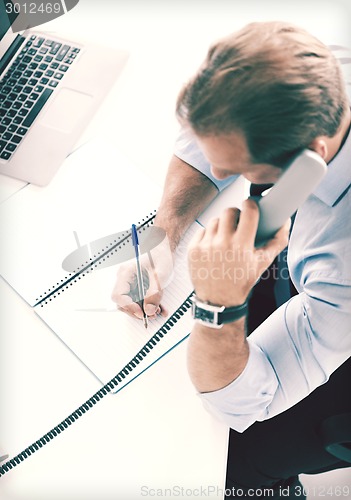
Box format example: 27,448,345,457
1,2,350,498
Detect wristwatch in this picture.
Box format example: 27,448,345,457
191,296,248,329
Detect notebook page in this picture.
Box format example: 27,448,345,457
0,139,161,306
35,222,200,387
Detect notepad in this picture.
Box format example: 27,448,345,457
35,221,198,388
0,138,246,390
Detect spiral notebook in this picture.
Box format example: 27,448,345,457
0,138,246,391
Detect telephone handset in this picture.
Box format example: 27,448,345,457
254,149,327,246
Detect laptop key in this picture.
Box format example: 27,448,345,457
50,42,62,55
56,45,70,61
11,135,22,144
17,127,28,136
22,88,53,127
5,143,17,152
0,150,12,160
0,140,6,152
2,132,12,141
7,124,18,133
33,37,45,48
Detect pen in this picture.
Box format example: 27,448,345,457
131,224,148,329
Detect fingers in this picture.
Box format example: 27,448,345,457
217,207,240,236
235,198,259,246
111,260,168,322
257,218,291,271
144,290,168,319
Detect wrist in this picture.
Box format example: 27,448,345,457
191,295,248,329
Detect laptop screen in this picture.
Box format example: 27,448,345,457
0,0,19,41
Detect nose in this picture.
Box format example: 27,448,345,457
210,166,232,180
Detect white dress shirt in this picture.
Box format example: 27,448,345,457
174,47,351,432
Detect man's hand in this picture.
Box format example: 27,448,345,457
111,238,174,321
188,199,290,307
187,199,290,393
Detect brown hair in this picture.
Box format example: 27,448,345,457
176,21,349,167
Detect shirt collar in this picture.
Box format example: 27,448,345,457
313,123,351,207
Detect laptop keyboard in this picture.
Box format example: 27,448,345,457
0,35,80,161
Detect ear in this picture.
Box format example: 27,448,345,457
308,138,328,160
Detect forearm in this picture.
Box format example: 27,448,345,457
155,155,218,251
187,317,249,393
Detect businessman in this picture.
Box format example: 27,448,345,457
112,22,351,498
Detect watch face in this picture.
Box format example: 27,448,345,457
194,307,215,324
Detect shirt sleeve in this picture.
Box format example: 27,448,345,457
174,127,239,191
199,275,351,433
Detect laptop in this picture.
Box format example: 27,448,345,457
0,0,129,186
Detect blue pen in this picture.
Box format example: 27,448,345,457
131,224,148,329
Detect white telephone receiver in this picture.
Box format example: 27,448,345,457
254,149,327,246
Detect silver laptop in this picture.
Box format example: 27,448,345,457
0,0,129,186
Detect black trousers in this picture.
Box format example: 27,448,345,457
225,256,351,499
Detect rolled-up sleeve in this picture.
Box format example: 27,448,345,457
174,128,238,191
199,276,351,433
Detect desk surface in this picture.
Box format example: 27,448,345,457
1,2,350,499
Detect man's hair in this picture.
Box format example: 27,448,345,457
176,21,349,167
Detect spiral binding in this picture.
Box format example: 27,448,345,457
0,291,195,478
35,211,157,307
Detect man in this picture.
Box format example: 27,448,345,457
112,22,351,498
